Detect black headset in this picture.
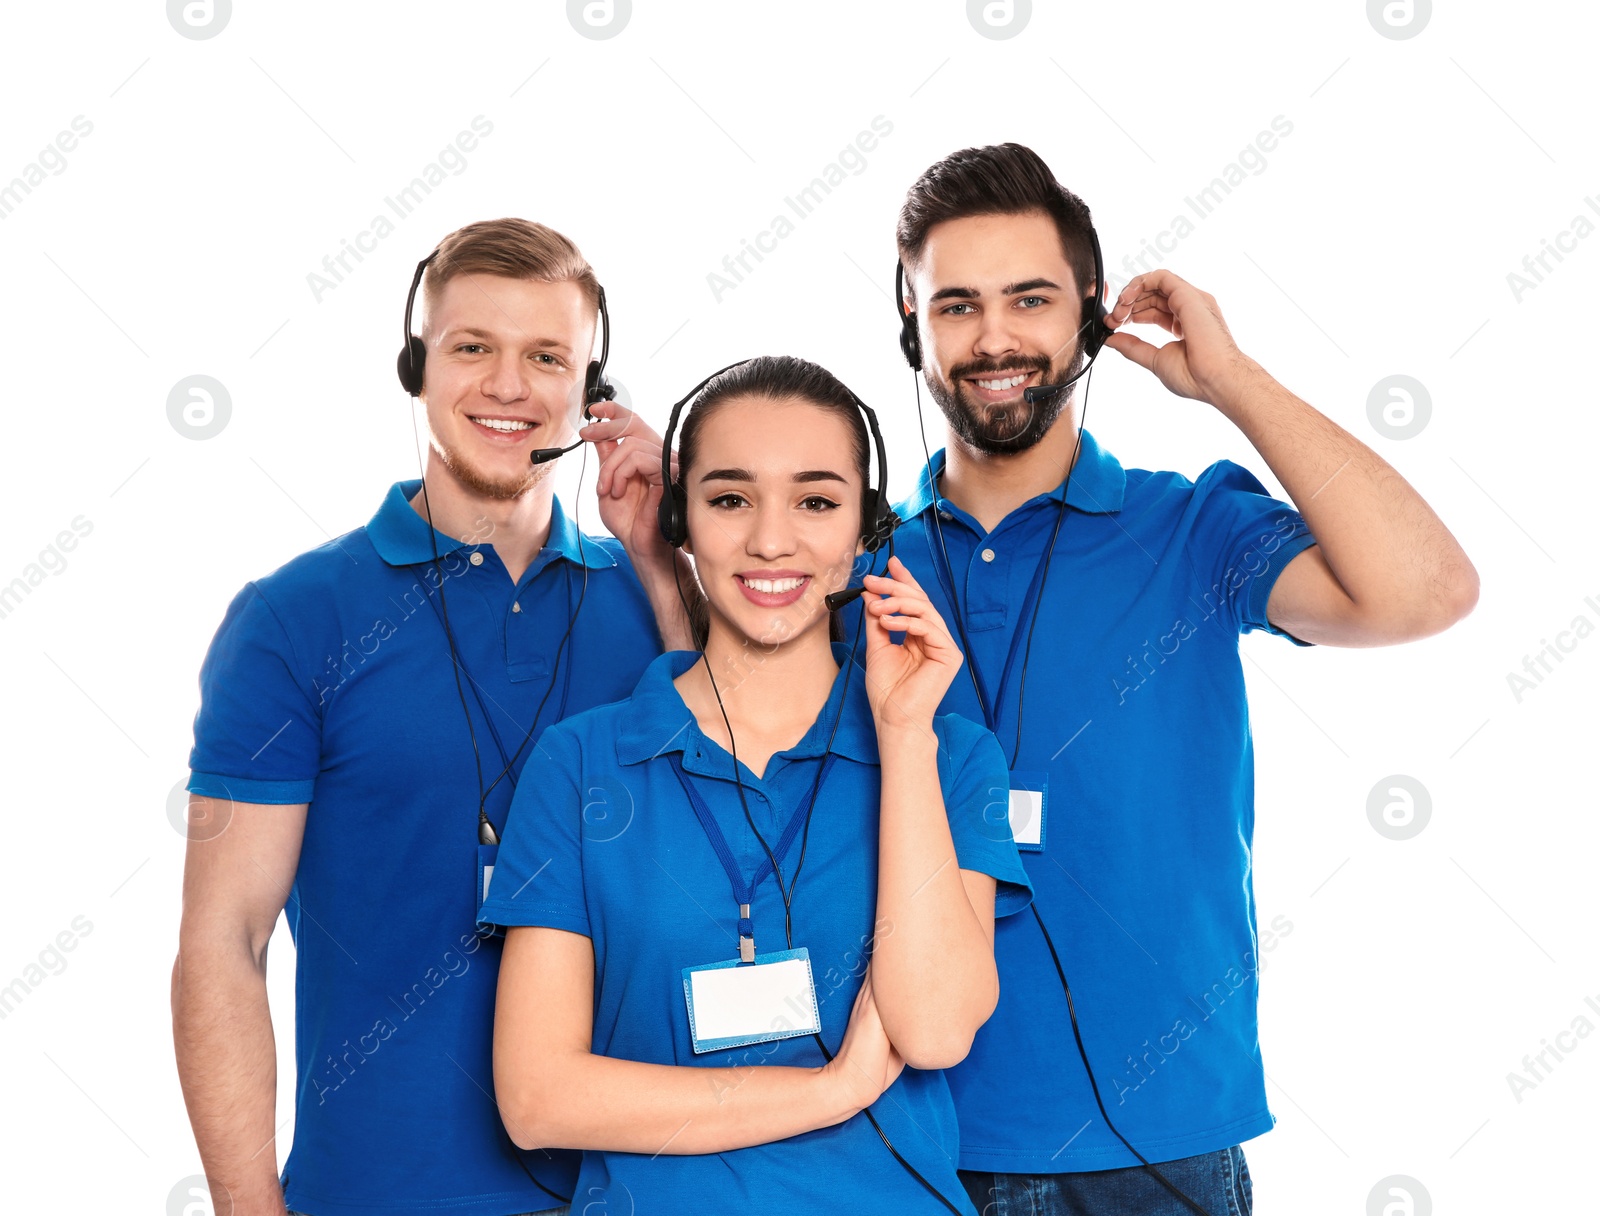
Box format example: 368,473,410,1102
655,359,900,558
894,220,1110,397
893,213,1222,1216
656,357,958,1213
396,248,616,417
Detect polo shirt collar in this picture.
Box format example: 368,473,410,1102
545,493,617,570
616,643,880,769
367,479,615,570
900,428,1127,520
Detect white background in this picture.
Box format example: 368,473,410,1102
1,1,1594,1212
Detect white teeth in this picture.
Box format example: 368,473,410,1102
472,417,534,432
742,576,805,594
975,374,1029,390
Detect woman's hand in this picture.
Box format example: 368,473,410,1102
582,400,677,563
823,968,904,1113
860,555,964,733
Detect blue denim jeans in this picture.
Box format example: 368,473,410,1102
959,1145,1252,1216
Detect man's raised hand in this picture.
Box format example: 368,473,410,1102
1103,269,1265,408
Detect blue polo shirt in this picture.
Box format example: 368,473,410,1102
479,646,1034,1215
860,434,1317,1173
186,479,662,1216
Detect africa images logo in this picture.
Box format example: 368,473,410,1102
1367,1175,1431,1216
569,0,631,39
967,0,1030,39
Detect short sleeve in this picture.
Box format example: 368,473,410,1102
935,714,1033,918
187,582,321,804
1185,461,1317,644
478,722,591,936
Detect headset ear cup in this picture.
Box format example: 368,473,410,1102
865,508,901,554
583,359,618,423
672,483,688,547
657,482,689,548
894,263,923,372
1082,298,1110,361
860,491,900,554
655,492,673,547
898,322,922,372
1082,222,1110,362
397,336,427,396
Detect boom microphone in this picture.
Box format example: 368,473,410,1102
824,586,867,611
529,438,584,465
1021,361,1094,405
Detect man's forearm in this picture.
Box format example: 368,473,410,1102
1216,362,1478,630
171,945,286,1216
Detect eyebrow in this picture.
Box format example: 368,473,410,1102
699,468,848,485
1003,277,1063,295
440,326,572,352
927,277,1064,303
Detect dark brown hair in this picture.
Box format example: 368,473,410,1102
676,356,871,649
896,143,1097,299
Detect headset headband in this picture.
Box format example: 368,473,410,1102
894,220,1109,373
397,248,614,413
656,359,898,554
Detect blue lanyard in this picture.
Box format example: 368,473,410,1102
919,498,1060,739
417,558,576,806
669,751,837,962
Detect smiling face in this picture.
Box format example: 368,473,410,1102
910,209,1089,454
681,395,865,653
418,273,595,499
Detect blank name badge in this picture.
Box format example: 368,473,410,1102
1009,770,1047,851
475,842,504,938
682,948,821,1054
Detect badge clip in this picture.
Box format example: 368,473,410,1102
738,903,755,963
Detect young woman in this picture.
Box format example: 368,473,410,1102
479,356,1031,1214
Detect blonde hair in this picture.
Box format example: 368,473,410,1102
422,217,599,329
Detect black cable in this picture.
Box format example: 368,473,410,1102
402,241,598,836
497,449,592,1211
781,546,886,938
409,405,490,837
911,370,1088,766
482,451,591,808
671,529,963,1216
1031,906,1215,1216
429,566,573,793
1000,380,1087,768
667,555,829,950
410,446,592,842
912,378,989,719
408,397,580,1211
909,367,1217,1216
805,1022,963,1216
783,557,964,1216
404,559,566,789
510,1151,574,1209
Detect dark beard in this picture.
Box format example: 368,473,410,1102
925,351,1079,455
